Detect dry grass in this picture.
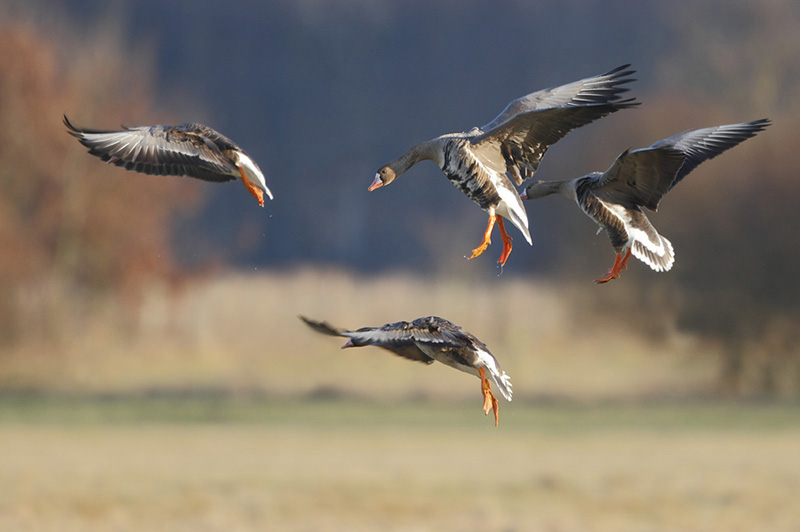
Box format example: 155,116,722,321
0,268,717,401
1,401,799,532
2,281,797,532
6,268,793,530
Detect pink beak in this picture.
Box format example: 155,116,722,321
368,174,384,191
519,189,528,200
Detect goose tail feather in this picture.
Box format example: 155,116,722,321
631,236,674,272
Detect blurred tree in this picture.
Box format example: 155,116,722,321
0,16,204,346
523,0,800,397
653,0,800,397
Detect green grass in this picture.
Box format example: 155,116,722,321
2,394,799,432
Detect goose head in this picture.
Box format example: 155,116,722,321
520,180,568,200
369,165,398,191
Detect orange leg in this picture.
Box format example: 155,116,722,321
495,217,514,267
468,215,496,260
238,166,265,207
478,367,500,427
618,247,632,270
595,248,632,284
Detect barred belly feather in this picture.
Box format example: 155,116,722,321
576,179,629,251
442,139,501,211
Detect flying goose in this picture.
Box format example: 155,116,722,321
64,116,272,206
300,315,512,426
520,119,771,282
370,65,638,266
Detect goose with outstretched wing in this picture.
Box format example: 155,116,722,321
64,116,272,206
370,65,638,267
521,119,770,282
300,315,512,426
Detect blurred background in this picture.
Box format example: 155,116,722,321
1,0,798,530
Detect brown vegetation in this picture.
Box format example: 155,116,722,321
651,1,800,397
538,1,800,397
0,17,203,345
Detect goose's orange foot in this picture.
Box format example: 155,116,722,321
595,248,632,284
468,215,497,260
496,217,513,267
469,240,491,260
238,166,265,207
479,367,500,427
595,268,620,284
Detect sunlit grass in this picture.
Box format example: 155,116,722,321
1,399,799,532
0,268,719,401
2,268,796,530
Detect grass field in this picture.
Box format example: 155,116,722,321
1,397,799,532
0,269,721,401
2,269,798,530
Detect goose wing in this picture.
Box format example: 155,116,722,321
64,116,239,182
479,64,636,133
299,315,347,337
382,316,491,367
594,119,771,210
471,100,638,186
405,316,488,352
655,119,771,192
407,317,512,402
300,316,435,364
592,146,687,211
334,317,487,364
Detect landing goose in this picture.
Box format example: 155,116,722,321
64,116,272,206
520,119,770,282
300,315,512,426
370,65,638,266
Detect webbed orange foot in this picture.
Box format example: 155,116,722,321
479,367,500,427
595,248,632,284
238,166,265,207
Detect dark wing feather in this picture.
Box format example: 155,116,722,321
593,119,770,210
380,345,437,364
299,316,346,337
472,100,639,186
64,115,239,182
406,316,489,351
349,322,437,364
592,147,687,210
299,316,489,366
655,119,771,192
480,64,636,133
305,318,435,364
